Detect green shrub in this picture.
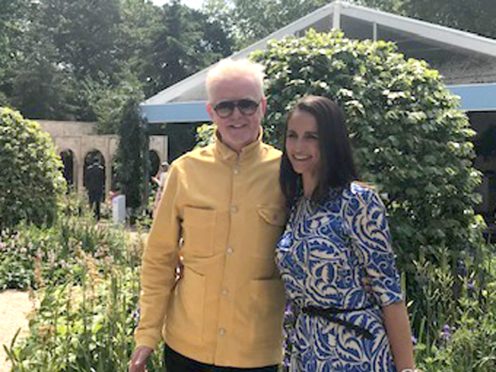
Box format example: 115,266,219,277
0,107,66,231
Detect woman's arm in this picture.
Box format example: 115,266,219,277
382,301,416,371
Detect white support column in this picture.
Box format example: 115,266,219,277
332,0,342,30
77,156,85,194
373,22,378,41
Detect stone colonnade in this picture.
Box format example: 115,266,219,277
38,120,168,195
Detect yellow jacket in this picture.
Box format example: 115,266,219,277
135,134,287,368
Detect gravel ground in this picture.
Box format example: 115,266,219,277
0,290,33,372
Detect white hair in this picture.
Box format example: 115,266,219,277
206,58,265,101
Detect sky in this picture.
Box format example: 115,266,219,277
151,0,203,10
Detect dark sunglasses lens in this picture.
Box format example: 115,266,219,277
238,100,259,115
215,102,235,117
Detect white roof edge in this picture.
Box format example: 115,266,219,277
341,2,496,57
143,0,496,106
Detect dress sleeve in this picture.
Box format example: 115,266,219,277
344,186,403,307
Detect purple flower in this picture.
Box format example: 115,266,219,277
411,335,417,345
131,307,141,326
440,324,452,342
467,281,475,291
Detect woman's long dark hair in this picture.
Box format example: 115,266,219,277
280,95,358,205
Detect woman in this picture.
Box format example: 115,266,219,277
276,96,416,371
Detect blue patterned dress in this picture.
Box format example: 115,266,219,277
276,183,403,371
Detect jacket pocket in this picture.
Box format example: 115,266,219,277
166,266,206,343
182,206,216,257
254,205,287,259
248,278,285,345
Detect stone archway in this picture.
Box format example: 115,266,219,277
37,120,168,195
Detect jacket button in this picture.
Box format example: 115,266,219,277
219,328,226,336
226,246,234,254
230,205,238,214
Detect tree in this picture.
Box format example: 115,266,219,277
85,67,144,134
144,0,233,95
0,107,66,231
251,30,485,338
205,0,495,50
116,0,163,95
399,0,496,39
113,95,148,215
36,0,121,81
0,0,32,108
8,32,79,120
203,0,329,48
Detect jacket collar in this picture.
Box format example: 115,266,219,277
214,127,263,164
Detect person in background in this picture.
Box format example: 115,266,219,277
152,161,169,215
129,58,287,372
276,95,416,371
84,159,105,221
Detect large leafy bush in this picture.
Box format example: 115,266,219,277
0,107,65,231
250,30,485,335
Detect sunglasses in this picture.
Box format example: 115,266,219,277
213,99,261,118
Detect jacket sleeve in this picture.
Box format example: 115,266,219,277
134,163,182,349
345,187,403,307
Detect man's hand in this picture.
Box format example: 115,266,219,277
129,346,153,372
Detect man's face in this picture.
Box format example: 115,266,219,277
207,75,266,153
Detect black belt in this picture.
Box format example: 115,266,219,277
301,305,375,340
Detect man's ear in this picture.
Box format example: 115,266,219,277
260,96,267,116
206,102,215,121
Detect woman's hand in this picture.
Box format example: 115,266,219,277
128,346,154,372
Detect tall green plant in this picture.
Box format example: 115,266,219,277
114,96,148,213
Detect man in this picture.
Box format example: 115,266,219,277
84,159,105,220
129,58,287,371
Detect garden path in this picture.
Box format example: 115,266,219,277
0,290,33,372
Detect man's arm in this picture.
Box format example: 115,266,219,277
133,164,182,349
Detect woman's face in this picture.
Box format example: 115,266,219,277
285,109,321,180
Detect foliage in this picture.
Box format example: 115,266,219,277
195,123,216,148
166,122,205,161
251,30,485,339
85,68,144,134
3,230,164,371
204,0,495,52
0,0,30,99
0,108,65,231
0,193,137,291
398,0,496,39
0,0,233,121
203,0,328,48
144,0,233,95
37,0,121,81
7,32,80,120
413,250,496,371
2,191,165,371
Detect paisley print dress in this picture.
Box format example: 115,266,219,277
276,183,403,371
